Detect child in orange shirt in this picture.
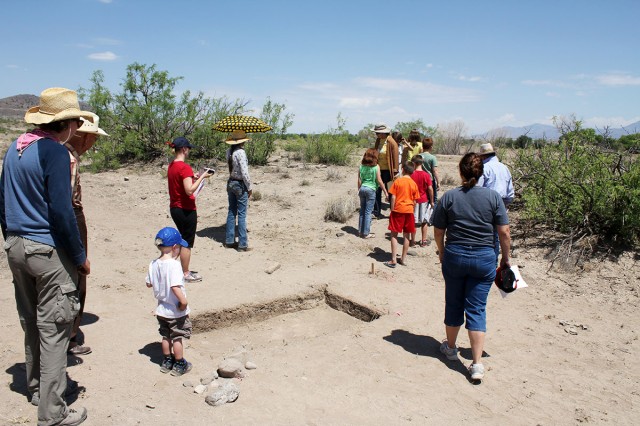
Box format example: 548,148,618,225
386,162,420,268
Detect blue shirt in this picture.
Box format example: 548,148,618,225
0,137,86,266
477,155,514,205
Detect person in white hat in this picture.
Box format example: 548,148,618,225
1,87,90,425
371,123,399,218
224,130,253,251
64,112,109,357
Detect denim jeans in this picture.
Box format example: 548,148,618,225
441,244,496,332
358,186,376,236
374,169,392,217
225,180,248,248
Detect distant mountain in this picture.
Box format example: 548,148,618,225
483,121,640,141
0,94,39,119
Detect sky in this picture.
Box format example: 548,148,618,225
1,0,639,135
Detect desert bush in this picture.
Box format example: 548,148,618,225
300,179,311,186
514,120,640,248
439,173,457,187
325,168,343,181
324,195,357,223
251,190,262,201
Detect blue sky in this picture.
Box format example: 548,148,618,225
2,0,639,135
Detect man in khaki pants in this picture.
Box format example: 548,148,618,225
0,88,91,426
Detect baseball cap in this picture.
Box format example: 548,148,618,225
154,227,189,247
171,136,194,149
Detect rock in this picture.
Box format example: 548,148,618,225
217,358,245,378
265,263,281,274
407,250,418,256
124,177,129,181
222,381,240,403
200,371,218,385
182,380,195,388
336,232,345,237
245,361,257,370
205,390,228,406
194,384,207,394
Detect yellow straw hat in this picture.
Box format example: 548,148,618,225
24,87,94,125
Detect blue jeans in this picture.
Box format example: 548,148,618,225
225,180,248,248
358,186,376,236
373,169,392,217
441,244,496,332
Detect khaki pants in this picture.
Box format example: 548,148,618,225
4,235,80,426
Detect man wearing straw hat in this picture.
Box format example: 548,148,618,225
65,112,109,357
0,87,90,425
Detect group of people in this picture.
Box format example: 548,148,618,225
358,123,515,382
0,87,256,425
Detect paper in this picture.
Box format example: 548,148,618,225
194,179,205,198
498,265,528,298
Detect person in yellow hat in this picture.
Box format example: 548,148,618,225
1,87,90,425
224,130,253,251
64,112,109,356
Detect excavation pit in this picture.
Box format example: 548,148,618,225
191,285,383,333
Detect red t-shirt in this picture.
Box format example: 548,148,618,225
167,161,196,210
410,169,433,203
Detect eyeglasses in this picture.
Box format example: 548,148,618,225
69,119,84,128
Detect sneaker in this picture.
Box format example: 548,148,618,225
30,391,39,406
184,272,202,283
469,363,485,381
439,340,459,361
171,359,192,377
160,355,175,373
223,242,238,249
57,407,87,426
236,246,253,252
68,345,92,355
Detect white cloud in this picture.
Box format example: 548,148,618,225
94,37,121,45
522,79,568,88
596,72,640,86
354,77,479,103
456,74,482,82
98,0,113,3
6,64,19,69
584,116,640,129
545,92,560,97
88,51,118,61
497,114,516,124
338,97,386,108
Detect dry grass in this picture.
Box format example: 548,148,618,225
324,195,357,223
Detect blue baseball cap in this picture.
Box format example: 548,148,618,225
155,227,189,247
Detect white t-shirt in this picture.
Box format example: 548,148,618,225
145,258,190,318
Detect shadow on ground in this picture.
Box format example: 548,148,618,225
5,363,84,404
138,341,164,365
196,225,226,243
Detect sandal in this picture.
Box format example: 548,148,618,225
363,233,376,239
384,261,397,269
68,345,92,355
397,258,406,266
184,272,202,283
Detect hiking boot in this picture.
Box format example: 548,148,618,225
57,407,87,425
30,391,39,406
237,246,253,252
171,359,192,377
160,355,175,373
439,340,459,361
469,363,485,381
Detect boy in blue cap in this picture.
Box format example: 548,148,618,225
145,227,193,376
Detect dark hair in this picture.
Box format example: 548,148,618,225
391,131,403,143
39,119,72,133
411,155,423,166
459,153,484,189
422,137,434,150
227,144,243,173
361,148,379,166
402,161,415,175
407,129,421,143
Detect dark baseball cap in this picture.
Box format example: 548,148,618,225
171,136,194,149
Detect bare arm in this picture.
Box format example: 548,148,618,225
497,225,510,268
171,286,188,311
183,172,211,196
434,227,445,263
389,194,396,211
433,166,440,189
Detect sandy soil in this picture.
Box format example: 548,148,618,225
0,150,638,425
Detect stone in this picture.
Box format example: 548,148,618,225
245,361,257,370
265,263,281,274
205,390,228,407
194,384,207,394
217,358,245,378
182,380,195,388
200,371,218,385
222,381,240,403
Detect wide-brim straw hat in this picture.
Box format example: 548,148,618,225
78,112,109,136
371,123,392,134
24,87,94,125
479,143,496,155
225,130,250,145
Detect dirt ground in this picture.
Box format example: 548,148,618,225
0,148,639,425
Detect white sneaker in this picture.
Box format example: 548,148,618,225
469,363,485,381
439,340,458,360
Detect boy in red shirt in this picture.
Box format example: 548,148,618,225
410,155,434,247
386,162,420,268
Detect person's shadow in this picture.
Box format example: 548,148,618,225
138,342,164,365
196,225,227,243
340,225,360,237
5,363,84,404
367,246,389,262
383,329,488,384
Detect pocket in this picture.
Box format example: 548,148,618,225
54,282,80,325
23,239,54,256
3,235,19,251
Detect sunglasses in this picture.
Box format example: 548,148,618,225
69,118,84,128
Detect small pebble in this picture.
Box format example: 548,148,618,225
194,384,207,394
245,361,257,370
182,380,194,388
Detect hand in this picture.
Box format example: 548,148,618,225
248,189,253,198
500,257,511,269
78,259,90,275
177,301,188,311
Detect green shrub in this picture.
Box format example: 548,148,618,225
304,133,355,166
515,143,640,248
324,195,357,223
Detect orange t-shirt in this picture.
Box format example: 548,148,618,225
389,176,420,214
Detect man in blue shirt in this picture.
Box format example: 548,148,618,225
0,87,91,426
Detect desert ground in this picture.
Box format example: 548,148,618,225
0,146,639,425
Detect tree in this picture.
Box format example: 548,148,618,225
436,120,468,154
393,119,436,139
245,97,294,165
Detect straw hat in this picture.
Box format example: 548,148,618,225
370,123,392,134
78,112,109,136
479,143,496,156
225,130,250,145
24,87,94,125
